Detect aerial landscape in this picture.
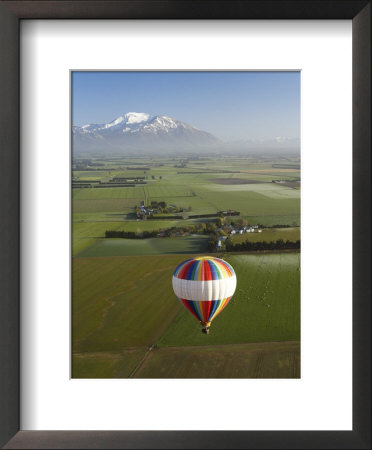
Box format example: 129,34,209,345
72,71,300,378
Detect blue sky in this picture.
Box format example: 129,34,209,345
72,71,300,141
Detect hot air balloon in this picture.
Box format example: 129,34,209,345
172,256,236,334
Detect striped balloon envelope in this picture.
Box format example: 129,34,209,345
172,256,236,333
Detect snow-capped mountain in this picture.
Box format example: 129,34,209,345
73,112,222,154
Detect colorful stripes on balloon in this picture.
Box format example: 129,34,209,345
179,297,232,325
173,256,235,281
172,257,237,326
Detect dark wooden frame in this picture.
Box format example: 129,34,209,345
0,1,370,449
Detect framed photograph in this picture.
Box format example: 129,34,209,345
0,1,370,449
70,69,301,380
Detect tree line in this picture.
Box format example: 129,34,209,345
105,222,219,239
225,239,300,252
105,230,158,239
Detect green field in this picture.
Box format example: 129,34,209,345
230,227,300,244
77,236,210,257
72,252,300,377
72,155,301,378
134,341,300,378
72,348,147,378
72,156,301,251
72,219,191,255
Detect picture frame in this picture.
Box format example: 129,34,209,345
0,1,370,449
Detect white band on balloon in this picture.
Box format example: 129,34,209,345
172,275,237,301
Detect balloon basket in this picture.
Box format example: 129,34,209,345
202,327,210,335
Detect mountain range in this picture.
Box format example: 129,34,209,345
72,112,300,155
72,112,222,154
